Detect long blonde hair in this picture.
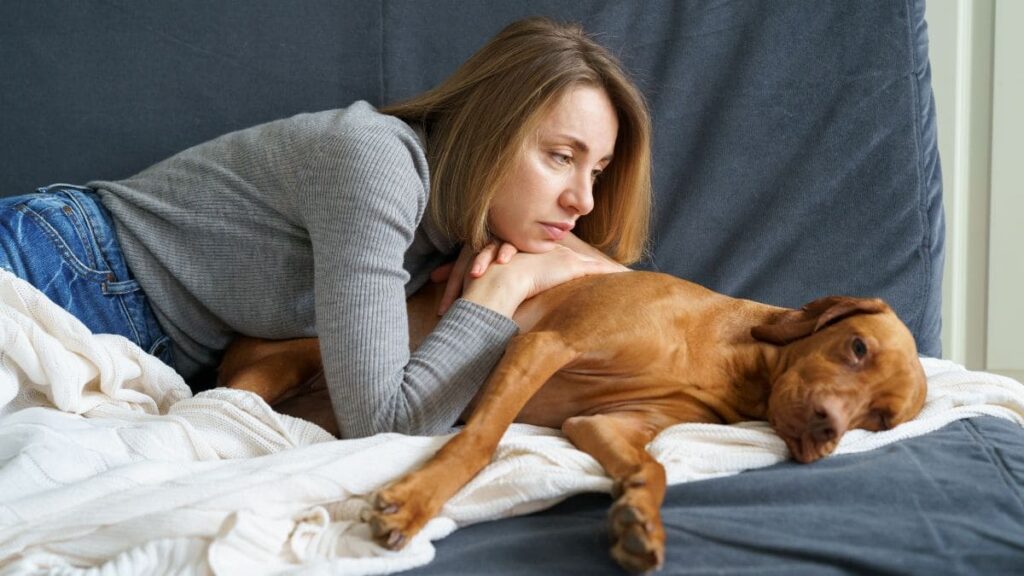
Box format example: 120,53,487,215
381,17,651,264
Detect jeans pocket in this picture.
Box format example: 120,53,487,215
3,188,160,355
16,198,111,280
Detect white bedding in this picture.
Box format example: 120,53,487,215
2,269,1023,575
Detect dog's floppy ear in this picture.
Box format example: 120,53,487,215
751,296,890,345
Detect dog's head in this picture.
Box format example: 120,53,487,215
751,296,927,463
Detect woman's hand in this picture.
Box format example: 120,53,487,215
434,242,520,316
557,232,631,273
459,244,625,318
432,234,628,317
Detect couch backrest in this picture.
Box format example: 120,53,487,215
0,0,944,356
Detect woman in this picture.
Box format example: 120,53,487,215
0,17,652,438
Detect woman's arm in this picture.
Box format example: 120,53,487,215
301,117,520,439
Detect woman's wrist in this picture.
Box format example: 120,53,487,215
460,273,526,318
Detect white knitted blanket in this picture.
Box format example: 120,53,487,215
1,269,1023,575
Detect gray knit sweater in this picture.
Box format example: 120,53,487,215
90,101,519,438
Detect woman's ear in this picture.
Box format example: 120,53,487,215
750,296,890,345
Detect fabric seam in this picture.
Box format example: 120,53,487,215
963,418,1024,512
903,0,934,352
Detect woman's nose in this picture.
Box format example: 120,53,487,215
562,171,595,216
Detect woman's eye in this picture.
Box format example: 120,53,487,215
551,153,572,165
852,337,868,360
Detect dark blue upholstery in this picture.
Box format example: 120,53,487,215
408,417,1024,575
0,0,944,355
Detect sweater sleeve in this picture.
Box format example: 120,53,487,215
298,119,519,438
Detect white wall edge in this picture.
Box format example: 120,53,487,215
934,0,994,369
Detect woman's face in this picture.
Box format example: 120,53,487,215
487,85,618,253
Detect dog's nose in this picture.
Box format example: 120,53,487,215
809,397,848,443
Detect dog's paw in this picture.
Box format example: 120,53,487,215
608,489,665,573
366,481,435,550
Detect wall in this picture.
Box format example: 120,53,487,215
929,0,1022,381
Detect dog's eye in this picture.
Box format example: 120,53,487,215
852,337,868,360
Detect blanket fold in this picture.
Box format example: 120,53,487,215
2,270,1023,575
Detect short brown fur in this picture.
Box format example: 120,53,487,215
219,271,927,573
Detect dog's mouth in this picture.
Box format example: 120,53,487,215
769,386,851,464
771,407,846,464
782,433,840,464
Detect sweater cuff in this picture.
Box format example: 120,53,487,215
445,298,521,340
403,298,519,434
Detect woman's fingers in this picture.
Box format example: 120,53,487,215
456,241,627,319
438,239,611,316
496,242,518,264
437,241,517,315
518,245,625,300
469,243,499,277
559,232,630,271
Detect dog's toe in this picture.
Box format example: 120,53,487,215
611,523,664,573
612,533,664,573
373,493,400,515
368,512,413,550
375,524,405,549
366,483,436,550
608,499,665,573
611,502,643,527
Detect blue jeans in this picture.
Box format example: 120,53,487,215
0,184,175,369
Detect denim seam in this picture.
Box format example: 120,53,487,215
76,197,138,292
14,203,111,280
17,193,146,348
54,189,139,295
62,189,111,273
55,194,100,271
63,190,147,346
116,292,144,346
35,183,106,270
148,335,170,357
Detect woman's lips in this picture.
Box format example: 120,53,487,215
540,222,572,241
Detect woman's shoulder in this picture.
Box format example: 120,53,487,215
294,103,431,206
278,102,427,178
284,102,421,148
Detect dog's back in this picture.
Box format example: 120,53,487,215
434,272,786,427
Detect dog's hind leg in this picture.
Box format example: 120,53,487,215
367,331,579,549
219,337,322,405
562,412,670,573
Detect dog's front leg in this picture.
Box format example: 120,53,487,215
368,331,579,549
562,412,671,573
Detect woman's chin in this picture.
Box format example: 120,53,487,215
492,231,559,254
518,238,559,254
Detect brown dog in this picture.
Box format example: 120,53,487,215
219,271,927,573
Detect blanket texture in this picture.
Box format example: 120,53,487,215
2,270,1023,575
